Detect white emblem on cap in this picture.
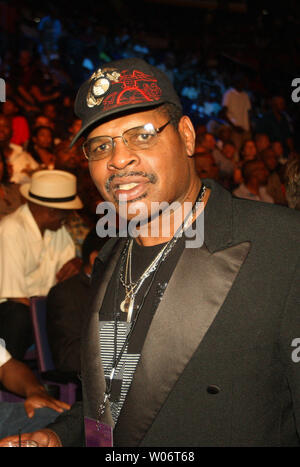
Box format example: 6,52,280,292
86,68,120,108
93,78,110,96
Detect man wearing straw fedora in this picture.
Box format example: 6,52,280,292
0,169,83,360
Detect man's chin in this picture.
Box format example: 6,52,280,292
114,196,152,227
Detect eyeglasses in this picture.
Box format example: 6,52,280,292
82,120,170,161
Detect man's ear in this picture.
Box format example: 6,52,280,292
178,115,196,157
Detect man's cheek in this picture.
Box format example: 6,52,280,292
89,168,102,189
92,178,110,201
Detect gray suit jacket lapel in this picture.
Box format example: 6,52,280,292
114,240,251,446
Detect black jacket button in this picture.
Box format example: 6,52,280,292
207,385,221,394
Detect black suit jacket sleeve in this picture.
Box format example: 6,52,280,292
46,401,85,447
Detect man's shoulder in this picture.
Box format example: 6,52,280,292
222,88,234,103
9,143,38,165
206,179,300,251
232,193,299,218
90,238,124,287
232,195,300,240
48,272,89,298
9,142,23,154
96,237,122,263
0,204,26,232
223,87,234,96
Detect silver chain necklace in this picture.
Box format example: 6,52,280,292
119,184,206,322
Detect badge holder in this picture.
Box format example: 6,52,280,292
84,417,113,447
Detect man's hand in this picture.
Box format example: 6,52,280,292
56,257,83,282
0,429,62,447
24,388,71,418
0,358,71,417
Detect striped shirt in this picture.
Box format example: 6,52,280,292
99,321,140,423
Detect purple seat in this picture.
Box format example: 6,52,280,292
0,391,24,403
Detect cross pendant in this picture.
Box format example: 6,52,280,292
120,295,134,322
120,295,131,313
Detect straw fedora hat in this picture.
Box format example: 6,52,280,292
20,170,83,209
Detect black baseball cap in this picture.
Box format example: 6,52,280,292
70,57,182,147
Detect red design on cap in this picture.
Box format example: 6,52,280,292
102,69,162,111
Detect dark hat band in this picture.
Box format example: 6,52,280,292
29,191,76,203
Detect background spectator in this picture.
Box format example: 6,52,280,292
0,147,24,220
259,146,287,205
0,341,70,439
1,97,30,147
284,154,300,210
0,114,38,184
240,139,257,162
233,159,274,203
26,125,55,169
0,170,83,359
46,228,108,374
254,133,271,155
255,95,293,157
220,73,252,151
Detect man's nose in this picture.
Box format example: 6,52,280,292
107,137,140,170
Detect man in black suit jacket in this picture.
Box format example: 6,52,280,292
46,229,108,373
1,58,299,447
46,270,89,374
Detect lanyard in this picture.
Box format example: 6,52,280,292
97,258,152,427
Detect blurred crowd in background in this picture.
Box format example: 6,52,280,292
1,0,300,220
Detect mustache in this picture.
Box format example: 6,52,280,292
105,171,157,191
